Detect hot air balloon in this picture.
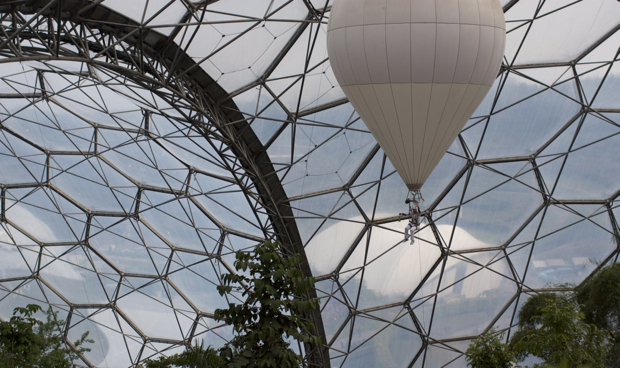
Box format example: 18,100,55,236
326,0,506,199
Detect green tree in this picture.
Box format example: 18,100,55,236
215,240,321,368
141,342,222,368
576,262,620,367
465,327,515,368
0,304,93,368
509,293,607,368
141,241,321,368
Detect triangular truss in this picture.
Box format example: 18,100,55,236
1,0,619,367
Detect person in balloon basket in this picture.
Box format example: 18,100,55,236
401,199,420,245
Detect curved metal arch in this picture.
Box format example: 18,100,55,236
0,0,329,366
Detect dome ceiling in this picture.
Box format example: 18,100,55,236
0,0,619,366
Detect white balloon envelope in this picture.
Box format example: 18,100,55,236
327,0,506,191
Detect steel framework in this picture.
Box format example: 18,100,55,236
0,0,619,367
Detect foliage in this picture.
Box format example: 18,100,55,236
140,241,321,368
509,293,608,368
576,262,620,367
214,240,321,368
141,342,223,368
0,304,93,368
465,327,515,368
515,293,563,331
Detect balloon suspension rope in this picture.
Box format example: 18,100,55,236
407,190,424,205
405,190,425,298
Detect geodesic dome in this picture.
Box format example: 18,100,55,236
0,0,619,367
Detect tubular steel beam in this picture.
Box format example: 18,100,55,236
0,1,329,366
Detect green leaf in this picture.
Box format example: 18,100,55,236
210,240,321,367
509,293,608,368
